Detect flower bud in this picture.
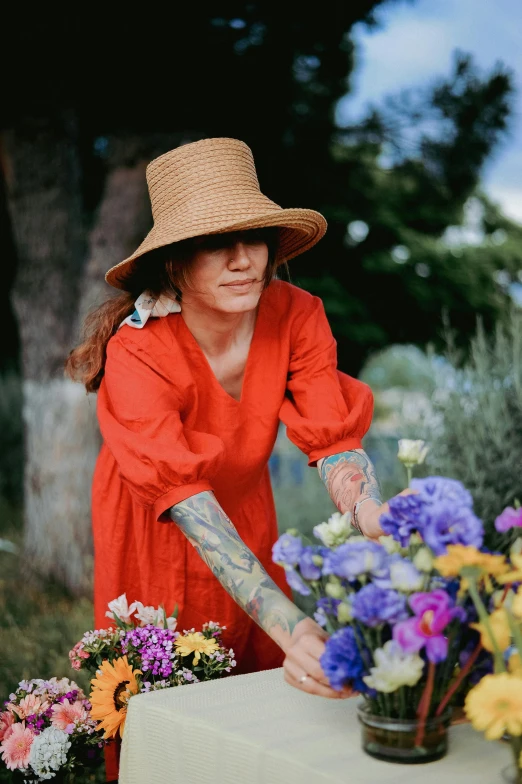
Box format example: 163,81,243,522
325,582,346,600
397,439,429,467
337,602,353,623
311,554,324,567
413,547,434,573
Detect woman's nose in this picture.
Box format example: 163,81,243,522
228,242,251,269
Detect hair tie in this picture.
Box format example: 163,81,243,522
119,291,181,330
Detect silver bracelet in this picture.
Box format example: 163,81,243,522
353,497,380,535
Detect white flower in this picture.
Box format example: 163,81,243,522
313,512,352,547
133,602,178,631
105,593,138,624
29,726,71,780
389,557,424,592
397,439,429,467
363,641,424,693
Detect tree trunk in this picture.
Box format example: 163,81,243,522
5,124,157,595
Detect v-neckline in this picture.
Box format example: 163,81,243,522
177,290,266,406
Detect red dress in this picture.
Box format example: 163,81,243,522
92,280,373,779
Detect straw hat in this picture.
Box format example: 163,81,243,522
105,137,327,290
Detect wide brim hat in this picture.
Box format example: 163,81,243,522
105,137,327,290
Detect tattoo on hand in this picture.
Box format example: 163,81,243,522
319,449,382,515
169,492,305,645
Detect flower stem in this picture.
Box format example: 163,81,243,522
406,465,413,488
467,577,506,673
415,660,436,747
435,641,482,717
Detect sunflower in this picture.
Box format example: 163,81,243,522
89,656,141,739
465,673,522,740
174,632,220,665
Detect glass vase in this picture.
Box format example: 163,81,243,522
357,704,452,764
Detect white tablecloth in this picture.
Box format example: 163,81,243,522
120,667,508,783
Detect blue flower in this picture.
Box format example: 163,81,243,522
322,540,388,582
421,501,483,556
272,534,304,567
314,607,328,628
351,584,408,628
411,477,473,508
380,494,423,546
298,547,322,581
284,567,311,596
320,627,368,692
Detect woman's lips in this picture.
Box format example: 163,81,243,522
221,279,257,290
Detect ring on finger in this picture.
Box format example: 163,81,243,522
299,673,309,685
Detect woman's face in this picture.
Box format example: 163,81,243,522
179,229,271,314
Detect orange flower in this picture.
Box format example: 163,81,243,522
434,545,508,578
89,656,141,739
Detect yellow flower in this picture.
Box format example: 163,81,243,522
174,632,219,665
498,554,522,585
470,608,511,653
465,673,522,740
434,545,508,578
509,652,522,677
89,656,141,739
512,588,522,619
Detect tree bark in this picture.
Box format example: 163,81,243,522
4,124,160,595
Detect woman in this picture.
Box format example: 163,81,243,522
67,138,387,779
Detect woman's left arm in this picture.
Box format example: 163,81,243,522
317,449,386,539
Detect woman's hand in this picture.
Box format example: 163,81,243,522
283,617,353,699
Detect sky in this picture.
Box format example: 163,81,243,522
336,0,522,223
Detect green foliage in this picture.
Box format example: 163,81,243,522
423,313,522,551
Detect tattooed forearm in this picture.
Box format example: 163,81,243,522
318,449,382,517
169,491,306,652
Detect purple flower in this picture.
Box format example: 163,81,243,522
272,534,304,567
381,476,483,554
495,506,522,533
322,541,388,582
411,477,473,508
351,584,408,628
393,589,455,663
422,502,483,556
122,625,177,678
320,627,367,692
298,547,322,581
284,567,311,596
380,494,423,546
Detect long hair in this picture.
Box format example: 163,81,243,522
65,228,281,393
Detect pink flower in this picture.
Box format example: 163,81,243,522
10,694,46,720
0,721,34,770
0,711,15,742
51,699,88,731
393,589,455,663
495,506,522,533
68,642,90,670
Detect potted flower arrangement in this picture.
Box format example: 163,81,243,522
1,595,236,780
0,676,105,782
69,594,236,743
273,440,497,764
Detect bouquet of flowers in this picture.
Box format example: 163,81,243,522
453,504,522,782
0,677,105,781
70,594,237,740
273,440,498,762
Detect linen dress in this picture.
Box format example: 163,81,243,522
92,280,373,777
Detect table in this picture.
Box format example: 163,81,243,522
119,667,509,783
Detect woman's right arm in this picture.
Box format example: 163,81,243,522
169,490,349,699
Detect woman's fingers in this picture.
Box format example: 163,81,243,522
284,656,346,699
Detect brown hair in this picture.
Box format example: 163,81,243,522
65,228,282,393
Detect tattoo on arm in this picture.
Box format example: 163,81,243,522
318,449,382,516
169,491,306,650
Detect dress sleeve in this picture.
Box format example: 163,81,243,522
97,334,225,521
279,295,374,466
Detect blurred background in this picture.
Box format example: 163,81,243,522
1,1,521,769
